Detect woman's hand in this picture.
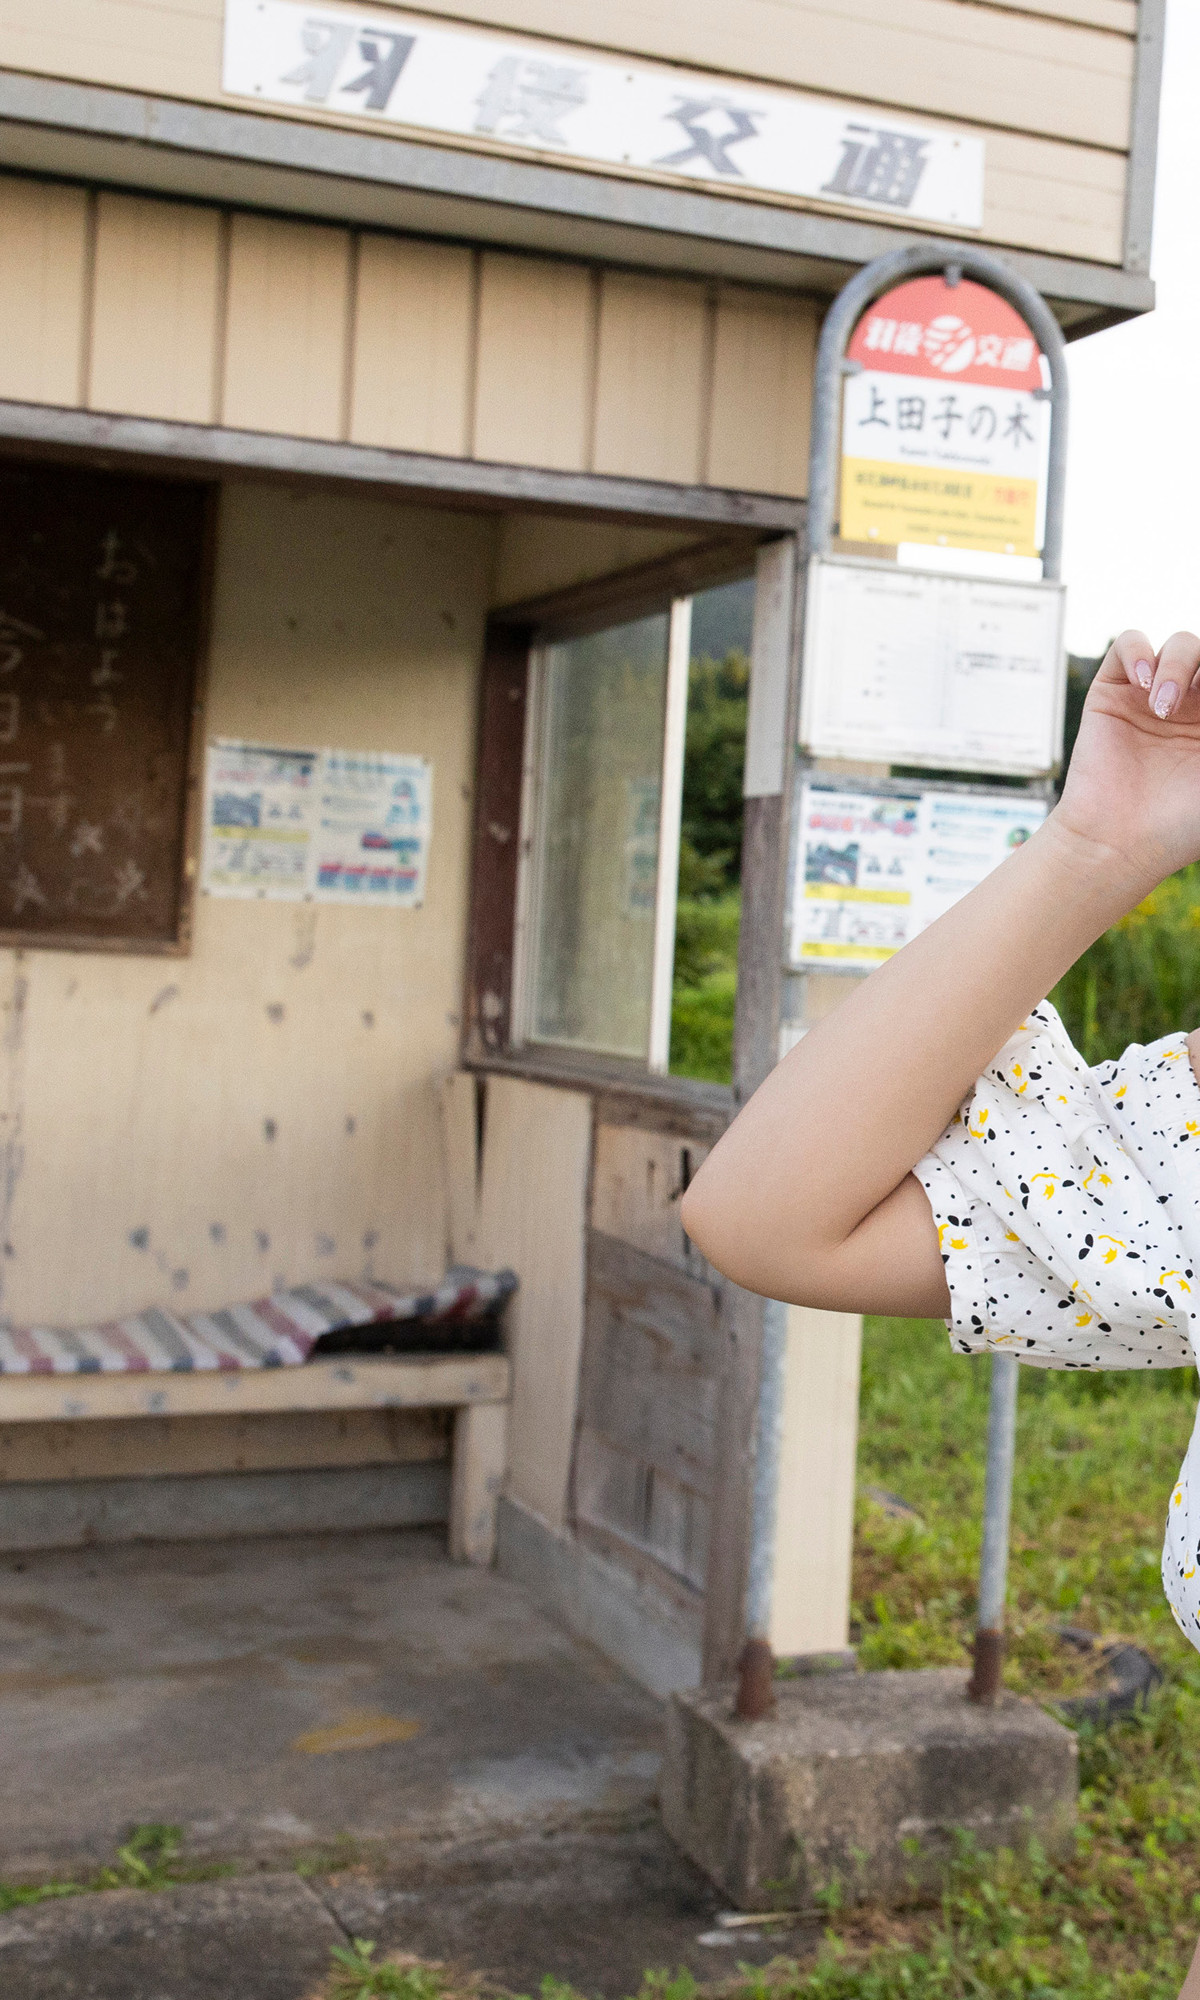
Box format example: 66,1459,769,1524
1057,629,1200,888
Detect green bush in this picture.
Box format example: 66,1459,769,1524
1052,863,1200,1066
670,894,740,1082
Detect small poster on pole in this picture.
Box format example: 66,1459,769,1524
791,781,1046,969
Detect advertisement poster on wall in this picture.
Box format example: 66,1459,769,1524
201,740,432,905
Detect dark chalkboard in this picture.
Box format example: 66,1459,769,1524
0,462,211,951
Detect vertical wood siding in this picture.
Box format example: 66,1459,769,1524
593,273,710,487
223,213,351,439
473,253,595,473
89,192,223,423
350,236,475,456
0,174,820,499
0,179,89,408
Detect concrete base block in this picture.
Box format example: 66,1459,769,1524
661,1666,1078,1910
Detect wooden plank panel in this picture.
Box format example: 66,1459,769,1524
0,177,87,408
0,1406,449,1482
0,0,1134,149
0,1352,511,1422
970,0,1134,29
985,128,1125,264
708,288,816,498
350,234,474,456
593,273,709,487
0,0,220,101
768,1304,862,1656
473,253,592,473
89,192,221,423
222,212,350,440
574,1428,708,1589
454,1074,591,1534
383,0,1135,150
576,1229,722,1587
591,1123,711,1275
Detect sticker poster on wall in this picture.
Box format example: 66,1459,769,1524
791,782,1047,969
202,740,432,905
840,274,1049,558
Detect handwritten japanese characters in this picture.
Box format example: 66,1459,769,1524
223,0,984,230
0,464,208,947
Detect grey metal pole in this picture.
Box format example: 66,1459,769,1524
968,1352,1020,1702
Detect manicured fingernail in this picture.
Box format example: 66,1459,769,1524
1155,681,1180,719
1135,660,1153,688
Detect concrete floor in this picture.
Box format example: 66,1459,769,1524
0,1527,817,1994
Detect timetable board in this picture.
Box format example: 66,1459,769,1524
799,555,1066,777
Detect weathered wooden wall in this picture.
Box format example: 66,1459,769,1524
0,176,817,499
0,0,1140,266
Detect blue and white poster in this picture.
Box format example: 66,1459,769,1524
202,740,432,906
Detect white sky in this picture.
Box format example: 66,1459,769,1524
1061,0,1200,655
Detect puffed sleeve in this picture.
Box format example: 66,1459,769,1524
914,1002,1197,1371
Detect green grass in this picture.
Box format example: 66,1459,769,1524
0,1822,230,1912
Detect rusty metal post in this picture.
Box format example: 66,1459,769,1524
967,1352,1019,1702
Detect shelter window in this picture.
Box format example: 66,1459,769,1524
508,577,754,1078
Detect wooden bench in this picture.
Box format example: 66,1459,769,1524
0,1351,511,1564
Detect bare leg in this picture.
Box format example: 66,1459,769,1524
1180,1934,1200,1999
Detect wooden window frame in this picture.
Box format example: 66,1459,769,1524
462,537,756,1086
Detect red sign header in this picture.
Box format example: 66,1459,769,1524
846,275,1043,391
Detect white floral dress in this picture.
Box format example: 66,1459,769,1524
915,1001,1200,1650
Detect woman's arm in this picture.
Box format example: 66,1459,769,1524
681,628,1200,1315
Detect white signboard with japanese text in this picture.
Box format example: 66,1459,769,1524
223,0,984,228
799,555,1067,776
840,274,1049,558
791,783,1047,969
202,739,431,905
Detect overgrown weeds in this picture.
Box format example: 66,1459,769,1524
0,1821,228,1911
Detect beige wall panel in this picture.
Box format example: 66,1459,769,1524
593,273,709,487
473,253,592,473
89,191,221,422
708,288,816,498
0,0,219,101
351,235,474,456
977,0,1134,28
985,131,1126,265
223,213,350,439
768,1304,862,1657
490,516,705,609
0,1407,449,1483
0,3,1133,175
361,0,1134,151
0,481,496,1329
0,178,87,408
444,1070,590,1533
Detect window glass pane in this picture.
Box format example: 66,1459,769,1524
529,611,670,1058
670,576,756,1084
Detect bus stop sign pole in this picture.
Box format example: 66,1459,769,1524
793,242,1068,1710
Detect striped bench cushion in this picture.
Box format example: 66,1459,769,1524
0,1268,517,1375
